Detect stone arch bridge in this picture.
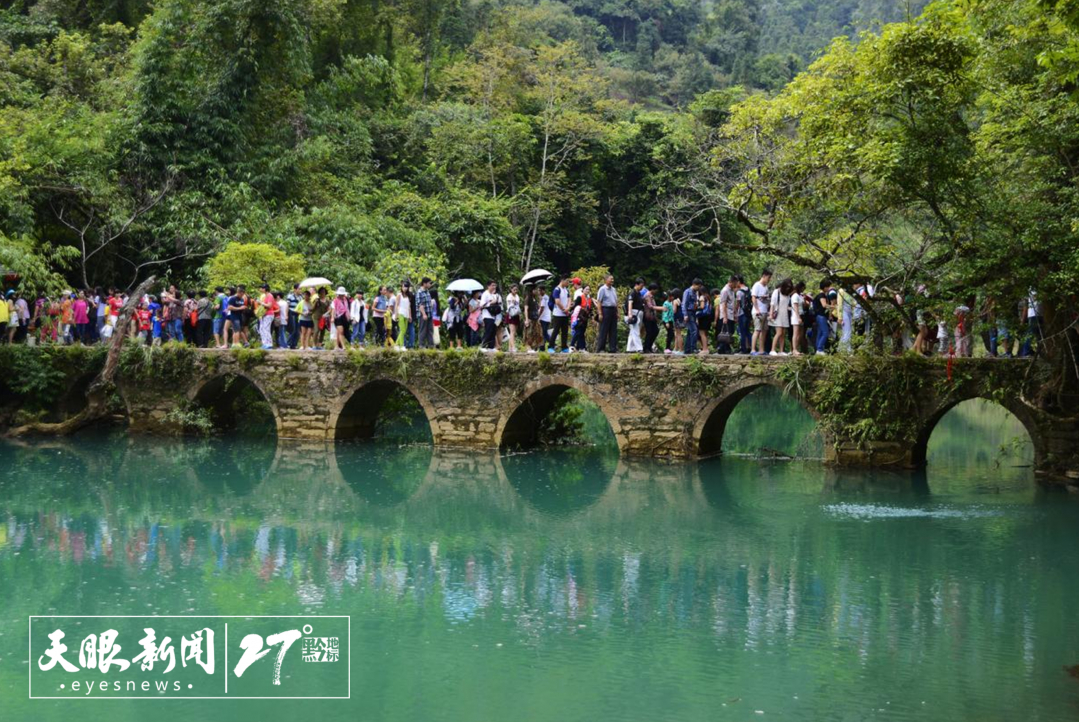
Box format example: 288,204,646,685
104,347,1079,484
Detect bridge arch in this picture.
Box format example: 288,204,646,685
692,377,827,457
329,377,437,442
496,375,623,452
45,371,111,424
187,372,281,436
911,394,1044,468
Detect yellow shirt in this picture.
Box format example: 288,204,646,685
0,299,9,323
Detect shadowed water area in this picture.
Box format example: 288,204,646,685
1,392,1077,721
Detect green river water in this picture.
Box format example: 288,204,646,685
1,389,1077,721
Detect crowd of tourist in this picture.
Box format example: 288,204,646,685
0,270,1046,357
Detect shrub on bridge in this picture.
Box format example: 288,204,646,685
0,344,106,410
118,340,199,386
776,352,938,445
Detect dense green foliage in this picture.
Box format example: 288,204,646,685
1,0,1078,398
0,0,932,292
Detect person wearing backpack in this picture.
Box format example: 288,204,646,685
547,277,571,353
195,290,213,348
735,276,752,354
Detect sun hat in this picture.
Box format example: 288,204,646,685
336,286,347,295
571,277,582,285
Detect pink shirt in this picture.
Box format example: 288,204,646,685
72,299,89,324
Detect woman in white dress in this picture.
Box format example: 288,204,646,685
789,281,805,356
626,285,643,352
504,284,521,353
769,278,794,356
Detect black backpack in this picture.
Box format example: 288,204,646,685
740,288,753,317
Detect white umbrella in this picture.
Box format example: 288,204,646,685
446,278,484,293
520,268,553,285
298,277,333,290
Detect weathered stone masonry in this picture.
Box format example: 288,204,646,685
103,347,1079,486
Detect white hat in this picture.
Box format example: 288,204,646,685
336,286,347,295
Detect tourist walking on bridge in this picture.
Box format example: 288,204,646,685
595,275,618,352
790,281,805,356
258,284,276,350
298,290,314,350
768,278,793,356
570,285,593,352
525,287,543,352
286,284,301,349
682,279,702,355
350,291,367,346
548,278,571,353
624,279,643,352
416,278,434,349
332,287,351,350
642,283,660,353
718,276,739,355
813,280,834,355
196,290,213,348
750,270,772,356
504,284,522,353
480,280,503,350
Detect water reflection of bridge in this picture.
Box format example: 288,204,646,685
3,436,945,533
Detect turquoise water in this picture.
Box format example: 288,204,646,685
1,397,1076,720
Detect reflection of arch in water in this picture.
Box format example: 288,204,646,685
336,440,433,506
0,440,97,508
49,372,96,422
184,436,277,496
912,396,1040,469
497,376,620,451
693,378,826,458
330,379,435,442
189,373,279,436
498,447,617,516
246,439,360,516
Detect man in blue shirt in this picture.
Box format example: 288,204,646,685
682,278,702,355
228,287,247,347
147,296,162,344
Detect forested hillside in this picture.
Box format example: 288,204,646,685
1,0,1077,372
